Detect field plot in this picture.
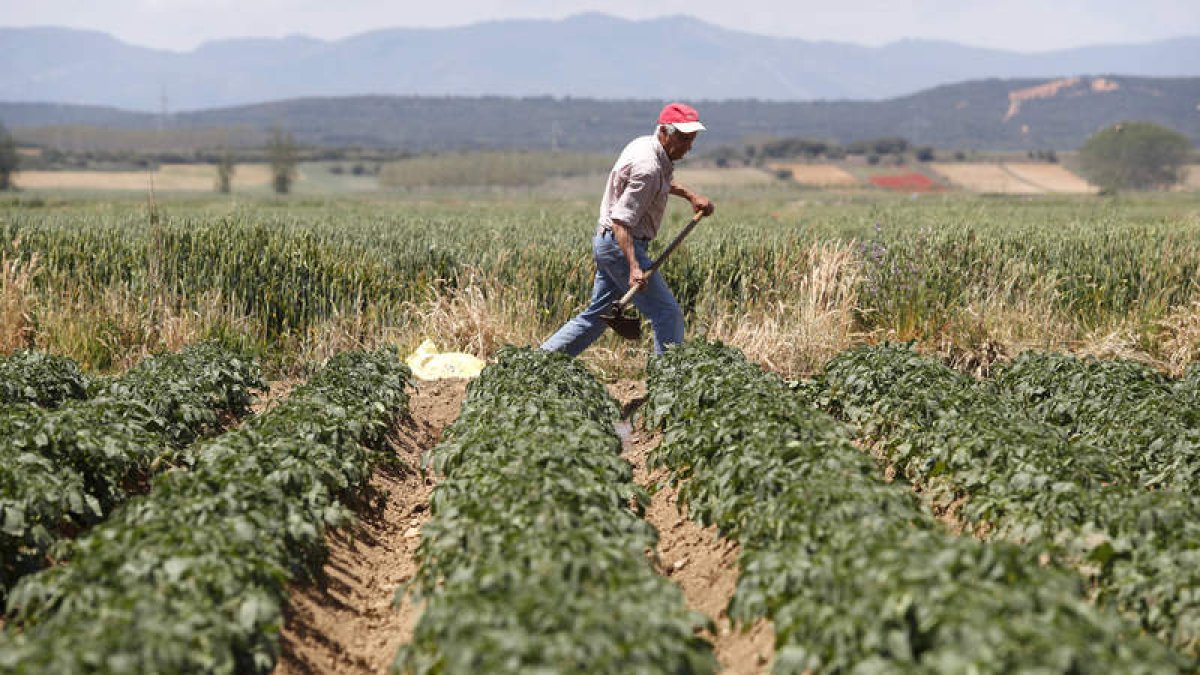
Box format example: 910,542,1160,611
767,163,858,187
930,163,1044,193
3,194,1200,381
397,347,714,673
868,171,941,192
1003,163,1098,193
1180,165,1200,190
647,341,1188,672
821,344,1200,660
15,164,275,191
0,347,411,673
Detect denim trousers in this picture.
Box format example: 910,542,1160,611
541,231,684,356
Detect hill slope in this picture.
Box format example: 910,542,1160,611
4,76,1198,152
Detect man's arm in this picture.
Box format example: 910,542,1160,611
670,180,715,216
611,219,646,289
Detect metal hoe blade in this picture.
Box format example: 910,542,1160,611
601,302,642,340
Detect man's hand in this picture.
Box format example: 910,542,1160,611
629,264,647,290
671,181,714,217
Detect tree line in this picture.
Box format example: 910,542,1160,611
0,120,1195,194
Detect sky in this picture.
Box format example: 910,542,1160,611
1,0,1198,53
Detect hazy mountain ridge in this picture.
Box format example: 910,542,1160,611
1,14,1198,110
4,75,1199,152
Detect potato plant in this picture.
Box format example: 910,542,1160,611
0,350,91,408
646,340,1185,673
0,346,410,674
395,346,715,675
0,342,263,602
821,343,1200,656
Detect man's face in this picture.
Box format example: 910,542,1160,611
662,130,698,161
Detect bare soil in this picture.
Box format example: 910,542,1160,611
272,378,467,675
15,164,275,191
608,380,775,674
252,379,302,415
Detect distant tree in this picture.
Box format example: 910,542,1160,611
1079,121,1192,192
708,145,741,167
266,128,298,194
872,137,909,155
915,146,935,162
215,148,235,193
0,123,18,191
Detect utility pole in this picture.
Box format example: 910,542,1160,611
551,121,562,152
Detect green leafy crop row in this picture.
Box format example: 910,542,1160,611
645,340,1185,673
820,344,1200,656
0,350,91,408
0,342,264,602
395,346,715,674
0,346,410,674
992,351,1200,490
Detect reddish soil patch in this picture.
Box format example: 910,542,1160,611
608,381,775,674
273,378,467,675
869,172,940,192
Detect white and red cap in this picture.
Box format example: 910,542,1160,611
658,102,706,133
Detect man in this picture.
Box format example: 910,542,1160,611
541,102,715,356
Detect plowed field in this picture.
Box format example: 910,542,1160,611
16,164,275,191
1003,163,1097,193
930,163,1043,194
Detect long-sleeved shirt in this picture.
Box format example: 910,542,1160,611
596,135,673,241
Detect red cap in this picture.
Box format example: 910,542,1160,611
657,102,706,133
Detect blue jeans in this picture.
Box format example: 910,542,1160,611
541,231,685,356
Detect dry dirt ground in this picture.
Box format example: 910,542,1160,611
273,378,467,675
15,164,275,191
608,380,776,674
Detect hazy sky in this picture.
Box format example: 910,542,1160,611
2,0,1198,53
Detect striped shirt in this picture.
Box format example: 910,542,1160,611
596,135,673,241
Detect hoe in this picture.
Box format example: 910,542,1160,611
600,211,706,340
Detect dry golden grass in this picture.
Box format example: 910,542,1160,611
376,249,853,381
16,164,275,191
701,240,862,379
405,264,545,360
0,242,39,352
1155,299,1200,376
768,163,859,187
909,265,1071,376
25,285,261,371
1003,163,1097,194
381,265,638,379
930,163,1043,194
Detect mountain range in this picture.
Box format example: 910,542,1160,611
2,13,1199,110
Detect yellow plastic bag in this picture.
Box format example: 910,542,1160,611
405,340,486,381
